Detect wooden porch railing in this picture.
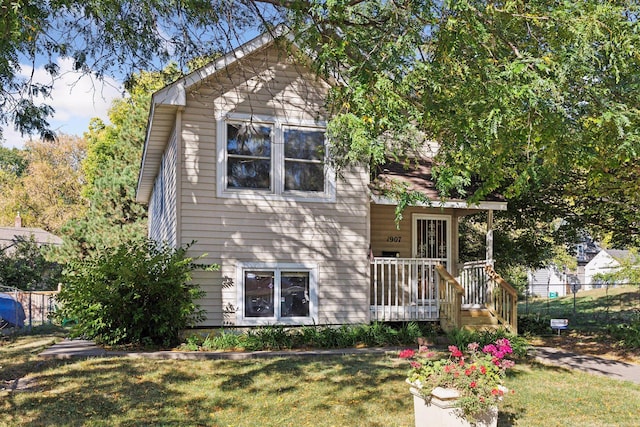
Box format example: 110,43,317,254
458,260,490,306
435,264,464,331
369,259,518,333
484,265,518,333
370,258,440,321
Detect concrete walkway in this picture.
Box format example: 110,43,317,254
39,339,640,385
532,346,640,384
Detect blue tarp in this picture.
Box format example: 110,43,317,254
0,293,26,328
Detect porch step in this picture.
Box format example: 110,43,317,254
461,308,501,331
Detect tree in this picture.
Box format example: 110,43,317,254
0,135,86,232
0,0,279,141
55,66,182,259
292,1,640,247
3,1,640,251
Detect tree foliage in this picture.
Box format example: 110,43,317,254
3,1,640,251
0,0,274,141
55,239,212,347
291,1,640,246
0,236,63,291
55,66,182,259
0,135,86,232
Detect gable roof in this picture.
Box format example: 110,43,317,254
136,27,507,212
0,226,63,252
136,25,294,203
371,157,507,211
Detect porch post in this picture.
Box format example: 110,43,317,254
486,210,494,265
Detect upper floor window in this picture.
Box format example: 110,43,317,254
217,115,335,202
227,122,272,189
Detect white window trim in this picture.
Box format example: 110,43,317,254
216,113,336,202
412,214,452,268
236,262,319,326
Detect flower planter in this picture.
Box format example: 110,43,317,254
410,386,498,427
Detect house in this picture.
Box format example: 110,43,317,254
583,249,634,289
527,265,581,298
136,28,517,331
0,214,63,254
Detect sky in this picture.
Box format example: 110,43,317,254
1,58,124,149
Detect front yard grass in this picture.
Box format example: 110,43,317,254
2,333,640,426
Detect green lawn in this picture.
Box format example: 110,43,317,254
520,285,640,330
2,333,640,426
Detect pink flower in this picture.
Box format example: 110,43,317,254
470,381,477,388
482,344,497,355
500,360,515,369
398,349,415,359
480,365,487,374
410,361,422,369
448,345,463,358
467,342,479,352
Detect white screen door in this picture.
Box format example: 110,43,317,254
412,214,451,268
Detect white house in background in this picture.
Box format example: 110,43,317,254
527,266,567,298
135,27,514,330
583,249,632,289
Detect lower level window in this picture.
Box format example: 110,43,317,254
239,263,317,324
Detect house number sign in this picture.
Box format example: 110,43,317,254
386,236,402,243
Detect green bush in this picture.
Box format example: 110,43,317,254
188,322,433,352
0,235,63,291
55,239,214,347
606,313,640,350
518,314,553,336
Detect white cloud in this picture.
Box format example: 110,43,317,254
1,58,124,149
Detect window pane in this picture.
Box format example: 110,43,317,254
285,161,324,191
281,272,309,317
228,158,271,189
227,123,271,156
284,129,325,161
245,271,274,317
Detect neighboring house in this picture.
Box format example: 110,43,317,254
583,249,633,289
527,266,567,298
0,214,63,254
136,28,513,330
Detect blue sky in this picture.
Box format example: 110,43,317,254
1,57,124,149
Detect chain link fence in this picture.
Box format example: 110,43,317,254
0,285,59,332
519,282,640,330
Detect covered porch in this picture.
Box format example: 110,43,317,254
370,258,517,332
368,200,517,332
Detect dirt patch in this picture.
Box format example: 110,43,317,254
529,331,640,365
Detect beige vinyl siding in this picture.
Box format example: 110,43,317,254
177,44,369,326
148,128,178,246
370,204,460,269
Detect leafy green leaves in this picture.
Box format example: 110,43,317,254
55,239,215,347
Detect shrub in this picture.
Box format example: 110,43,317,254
518,314,552,336
55,239,215,347
0,235,63,291
606,312,640,350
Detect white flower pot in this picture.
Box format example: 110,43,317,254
410,386,498,427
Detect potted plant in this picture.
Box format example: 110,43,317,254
399,338,515,427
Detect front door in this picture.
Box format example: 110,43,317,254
412,214,451,303
412,214,451,267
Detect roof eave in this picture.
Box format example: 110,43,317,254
136,25,293,204
370,194,508,211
